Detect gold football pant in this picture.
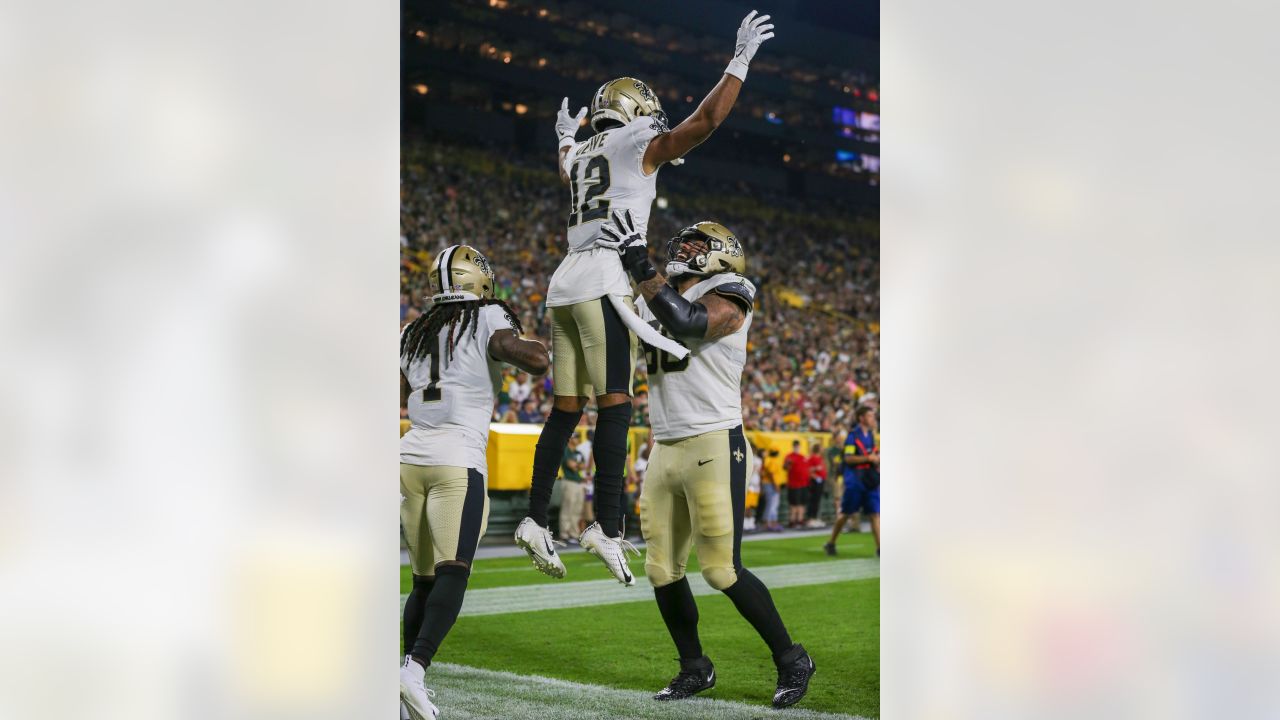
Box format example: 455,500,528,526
400,464,489,575
640,426,753,590
549,296,637,398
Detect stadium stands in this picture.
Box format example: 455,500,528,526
401,0,879,436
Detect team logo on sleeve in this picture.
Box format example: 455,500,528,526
733,448,745,463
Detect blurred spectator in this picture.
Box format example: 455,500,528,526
559,434,586,542
517,398,542,423
509,372,533,408
783,440,810,528
759,447,783,532
806,442,828,528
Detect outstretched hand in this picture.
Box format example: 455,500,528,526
596,210,656,282
556,97,587,146
733,10,775,66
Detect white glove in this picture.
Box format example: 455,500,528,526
725,10,775,81
556,97,587,150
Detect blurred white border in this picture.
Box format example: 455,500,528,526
883,0,1280,717
0,1,398,718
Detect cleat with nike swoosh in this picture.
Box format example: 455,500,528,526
514,517,567,578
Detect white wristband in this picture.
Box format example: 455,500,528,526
725,58,749,81
558,135,576,151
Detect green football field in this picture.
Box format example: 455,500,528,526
401,534,880,719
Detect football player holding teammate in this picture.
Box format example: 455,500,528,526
513,8,776,587
599,210,816,708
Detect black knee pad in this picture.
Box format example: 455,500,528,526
412,575,435,590
433,563,471,579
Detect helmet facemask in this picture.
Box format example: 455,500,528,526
665,231,711,278
665,222,746,279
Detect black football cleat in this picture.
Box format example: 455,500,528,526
653,656,716,701
823,542,837,556
772,644,816,708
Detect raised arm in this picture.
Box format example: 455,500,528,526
555,97,587,186
488,330,551,376
642,11,774,173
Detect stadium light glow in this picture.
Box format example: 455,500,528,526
514,103,528,115
413,84,429,95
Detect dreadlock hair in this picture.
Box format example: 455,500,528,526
401,298,524,365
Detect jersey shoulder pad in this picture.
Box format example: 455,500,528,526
707,274,755,311
628,116,666,148
481,303,518,335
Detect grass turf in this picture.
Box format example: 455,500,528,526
401,535,879,718
401,532,878,590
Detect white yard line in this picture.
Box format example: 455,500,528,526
400,558,878,617
421,662,873,720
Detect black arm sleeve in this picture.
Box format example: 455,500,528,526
649,284,708,340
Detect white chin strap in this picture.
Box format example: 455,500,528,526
665,261,692,278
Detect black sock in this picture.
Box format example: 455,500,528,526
720,568,793,656
592,401,631,537
410,564,470,666
527,407,583,527
402,574,434,656
654,576,703,660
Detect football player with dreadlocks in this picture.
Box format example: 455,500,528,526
515,9,776,586
399,245,549,720
597,211,817,709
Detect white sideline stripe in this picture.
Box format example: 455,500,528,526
425,662,872,720
400,559,878,617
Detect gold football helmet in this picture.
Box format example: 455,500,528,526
429,244,496,302
590,77,669,132
665,221,746,278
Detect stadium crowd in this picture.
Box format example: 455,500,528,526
401,139,879,435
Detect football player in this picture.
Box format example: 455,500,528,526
399,245,550,720
598,211,817,708
515,9,776,586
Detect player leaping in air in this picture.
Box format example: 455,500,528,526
514,9,776,585
599,210,817,708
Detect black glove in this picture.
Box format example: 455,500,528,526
597,210,656,282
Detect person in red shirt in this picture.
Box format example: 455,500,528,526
805,443,828,528
782,441,810,529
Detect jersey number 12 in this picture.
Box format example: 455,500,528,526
567,155,612,227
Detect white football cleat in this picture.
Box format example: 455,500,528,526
514,517,567,578
399,656,440,720
579,522,640,586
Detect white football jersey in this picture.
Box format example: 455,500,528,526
400,304,517,475
636,274,755,441
547,116,667,308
